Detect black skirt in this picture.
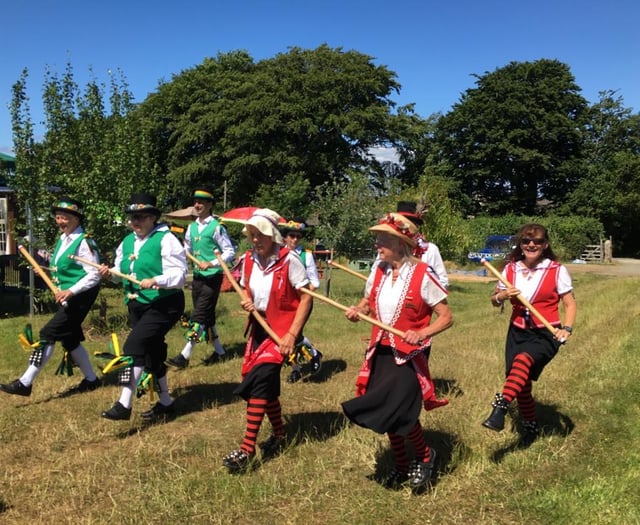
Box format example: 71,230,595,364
233,363,282,402
505,325,561,381
342,345,422,436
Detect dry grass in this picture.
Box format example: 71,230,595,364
1,270,639,524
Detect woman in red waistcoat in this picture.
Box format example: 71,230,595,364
222,208,312,473
482,223,577,446
342,212,453,491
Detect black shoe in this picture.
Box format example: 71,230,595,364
141,401,176,421
286,369,302,383
223,449,255,473
69,377,102,394
519,420,540,447
0,379,32,397
408,449,437,489
101,401,132,421
310,350,323,375
384,468,409,489
259,434,286,460
166,354,189,369
482,393,509,431
201,352,222,366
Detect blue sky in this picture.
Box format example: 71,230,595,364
1,0,638,154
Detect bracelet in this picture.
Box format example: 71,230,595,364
493,293,503,306
287,331,296,338
563,325,572,333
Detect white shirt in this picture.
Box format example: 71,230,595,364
241,248,309,312
418,239,449,289
293,246,321,289
55,226,101,295
111,224,187,289
364,261,447,325
185,215,236,266
497,259,573,301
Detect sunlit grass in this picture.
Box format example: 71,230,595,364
0,271,639,524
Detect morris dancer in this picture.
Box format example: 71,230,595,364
99,193,186,421
342,212,453,490
0,196,102,397
166,188,235,368
482,223,576,446
280,219,322,383
223,208,312,472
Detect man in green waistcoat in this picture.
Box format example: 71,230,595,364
99,193,187,421
0,196,102,398
166,188,235,369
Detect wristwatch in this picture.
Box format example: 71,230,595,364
563,325,573,333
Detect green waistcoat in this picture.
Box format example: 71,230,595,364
120,230,178,304
189,219,223,277
51,235,90,289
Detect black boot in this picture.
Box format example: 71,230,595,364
482,393,509,431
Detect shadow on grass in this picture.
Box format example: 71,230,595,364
285,410,349,444
283,358,348,384
369,428,465,492
435,378,464,400
0,498,11,514
489,401,575,463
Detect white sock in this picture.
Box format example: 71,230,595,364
156,375,173,406
212,325,226,355
302,336,319,357
118,366,143,409
70,345,97,381
181,340,196,360
20,344,55,386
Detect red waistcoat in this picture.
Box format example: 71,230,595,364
369,261,434,355
240,247,300,375
505,260,561,329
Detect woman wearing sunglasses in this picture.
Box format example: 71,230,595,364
482,223,577,446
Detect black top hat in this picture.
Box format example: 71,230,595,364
396,201,423,226
125,192,162,217
52,196,83,219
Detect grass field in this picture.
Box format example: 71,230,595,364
1,269,639,524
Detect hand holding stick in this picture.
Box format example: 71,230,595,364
213,250,282,345
68,254,143,286
481,259,561,339
186,251,209,271
329,259,368,282
18,245,68,307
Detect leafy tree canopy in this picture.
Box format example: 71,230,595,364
433,59,589,216
138,45,404,218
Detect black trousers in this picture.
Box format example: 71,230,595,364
190,273,223,326
123,291,185,378
39,285,100,350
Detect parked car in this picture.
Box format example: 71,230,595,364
467,235,516,263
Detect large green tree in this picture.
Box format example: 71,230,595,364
138,45,403,216
10,65,152,253
563,91,640,255
433,59,589,216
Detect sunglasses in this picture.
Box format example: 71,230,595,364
287,234,302,239
520,237,546,245
131,214,153,222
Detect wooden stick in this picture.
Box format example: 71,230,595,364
19,244,69,307
481,259,559,337
68,254,143,286
329,259,368,281
299,287,406,338
213,250,282,345
185,251,201,266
